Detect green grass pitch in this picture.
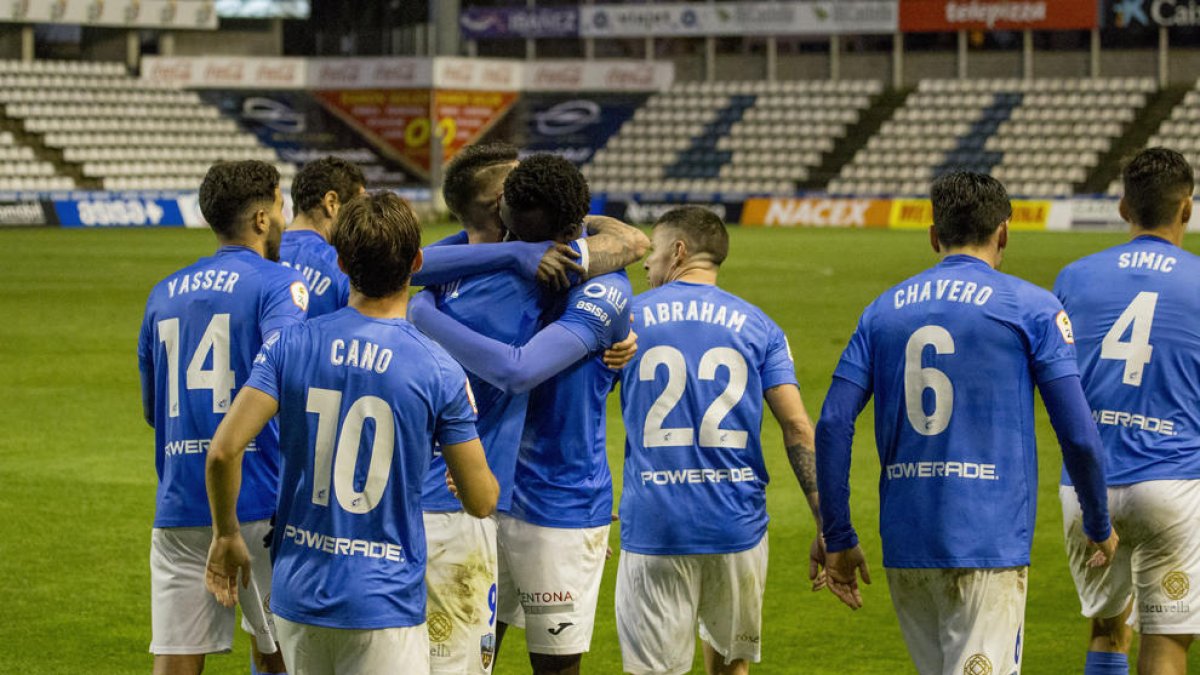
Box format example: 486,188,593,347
3,224,1194,674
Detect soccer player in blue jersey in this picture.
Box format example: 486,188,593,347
412,146,646,675
204,191,499,674
279,156,365,318
614,206,823,675
410,153,639,675
137,160,306,675
1055,148,1200,675
816,171,1118,675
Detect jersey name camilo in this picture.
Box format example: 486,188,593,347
619,282,798,555
421,268,543,513
509,271,633,528
246,308,478,629
1055,235,1200,486
138,245,307,528
833,255,1078,568
279,229,350,318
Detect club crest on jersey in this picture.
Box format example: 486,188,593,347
290,281,309,312
1055,310,1074,344
480,632,496,669
427,611,452,643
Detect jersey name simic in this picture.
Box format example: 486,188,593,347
893,278,994,310
167,269,239,298
1118,251,1177,273
640,301,747,333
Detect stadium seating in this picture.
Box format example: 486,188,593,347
583,79,881,194
0,59,292,192
829,78,1153,198
1113,79,1200,196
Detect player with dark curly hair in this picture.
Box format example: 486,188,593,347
280,156,366,317
410,153,643,675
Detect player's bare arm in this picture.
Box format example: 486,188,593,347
204,386,279,608
765,383,826,591
583,215,650,276
440,437,499,518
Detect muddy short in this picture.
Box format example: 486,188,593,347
1061,480,1200,636
886,566,1027,675
423,511,499,674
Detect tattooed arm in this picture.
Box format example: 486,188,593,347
765,382,826,592
580,216,650,276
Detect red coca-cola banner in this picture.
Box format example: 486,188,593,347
899,0,1097,32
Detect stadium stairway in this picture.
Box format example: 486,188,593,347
802,86,911,192
1081,83,1190,194
0,117,99,190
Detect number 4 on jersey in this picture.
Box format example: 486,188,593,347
1100,291,1158,387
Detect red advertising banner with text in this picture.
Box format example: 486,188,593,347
316,89,517,178
899,0,1097,32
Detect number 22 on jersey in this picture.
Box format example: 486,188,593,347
639,345,749,449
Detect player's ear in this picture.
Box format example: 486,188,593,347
322,190,339,219
1118,196,1131,225
673,238,688,263
410,248,424,274
253,206,269,236
1180,197,1192,226
336,254,348,275
997,219,1009,251
928,225,941,254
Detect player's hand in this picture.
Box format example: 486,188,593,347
445,468,459,498
603,329,638,370
206,532,252,608
809,535,828,591
826,546,871,610
1086,528,1120,568
537,243,585,292
606,513,619,560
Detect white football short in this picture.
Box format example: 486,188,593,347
149,519,275,655
886,566,1027,675
424,511,499,674
1061,480,1200,635
495,513,609,655
274,615,429,674
615,535,768,675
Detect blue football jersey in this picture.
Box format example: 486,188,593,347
245,308,479,630
619,282,798,555
421,269,543,513
1055,235,1200,486
833,254,1078,568
509,272,633,529
279,229,350,318
137,245,308,528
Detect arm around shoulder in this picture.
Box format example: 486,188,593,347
583,216,650,276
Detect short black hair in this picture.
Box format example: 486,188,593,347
930,171,1012,248
291,156,366,214
199,160,279,238
442,142,519,219
330,192,422,298
1122,147,1194,229
503,153,590,239
654,206,729,265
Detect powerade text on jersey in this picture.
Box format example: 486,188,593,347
279,229,350,318
509,271,632,528
1055,235,1200,486
421,269,542,513
246,308,478,629
619,282,798,555
137,245,308,528
833,255,1078,568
